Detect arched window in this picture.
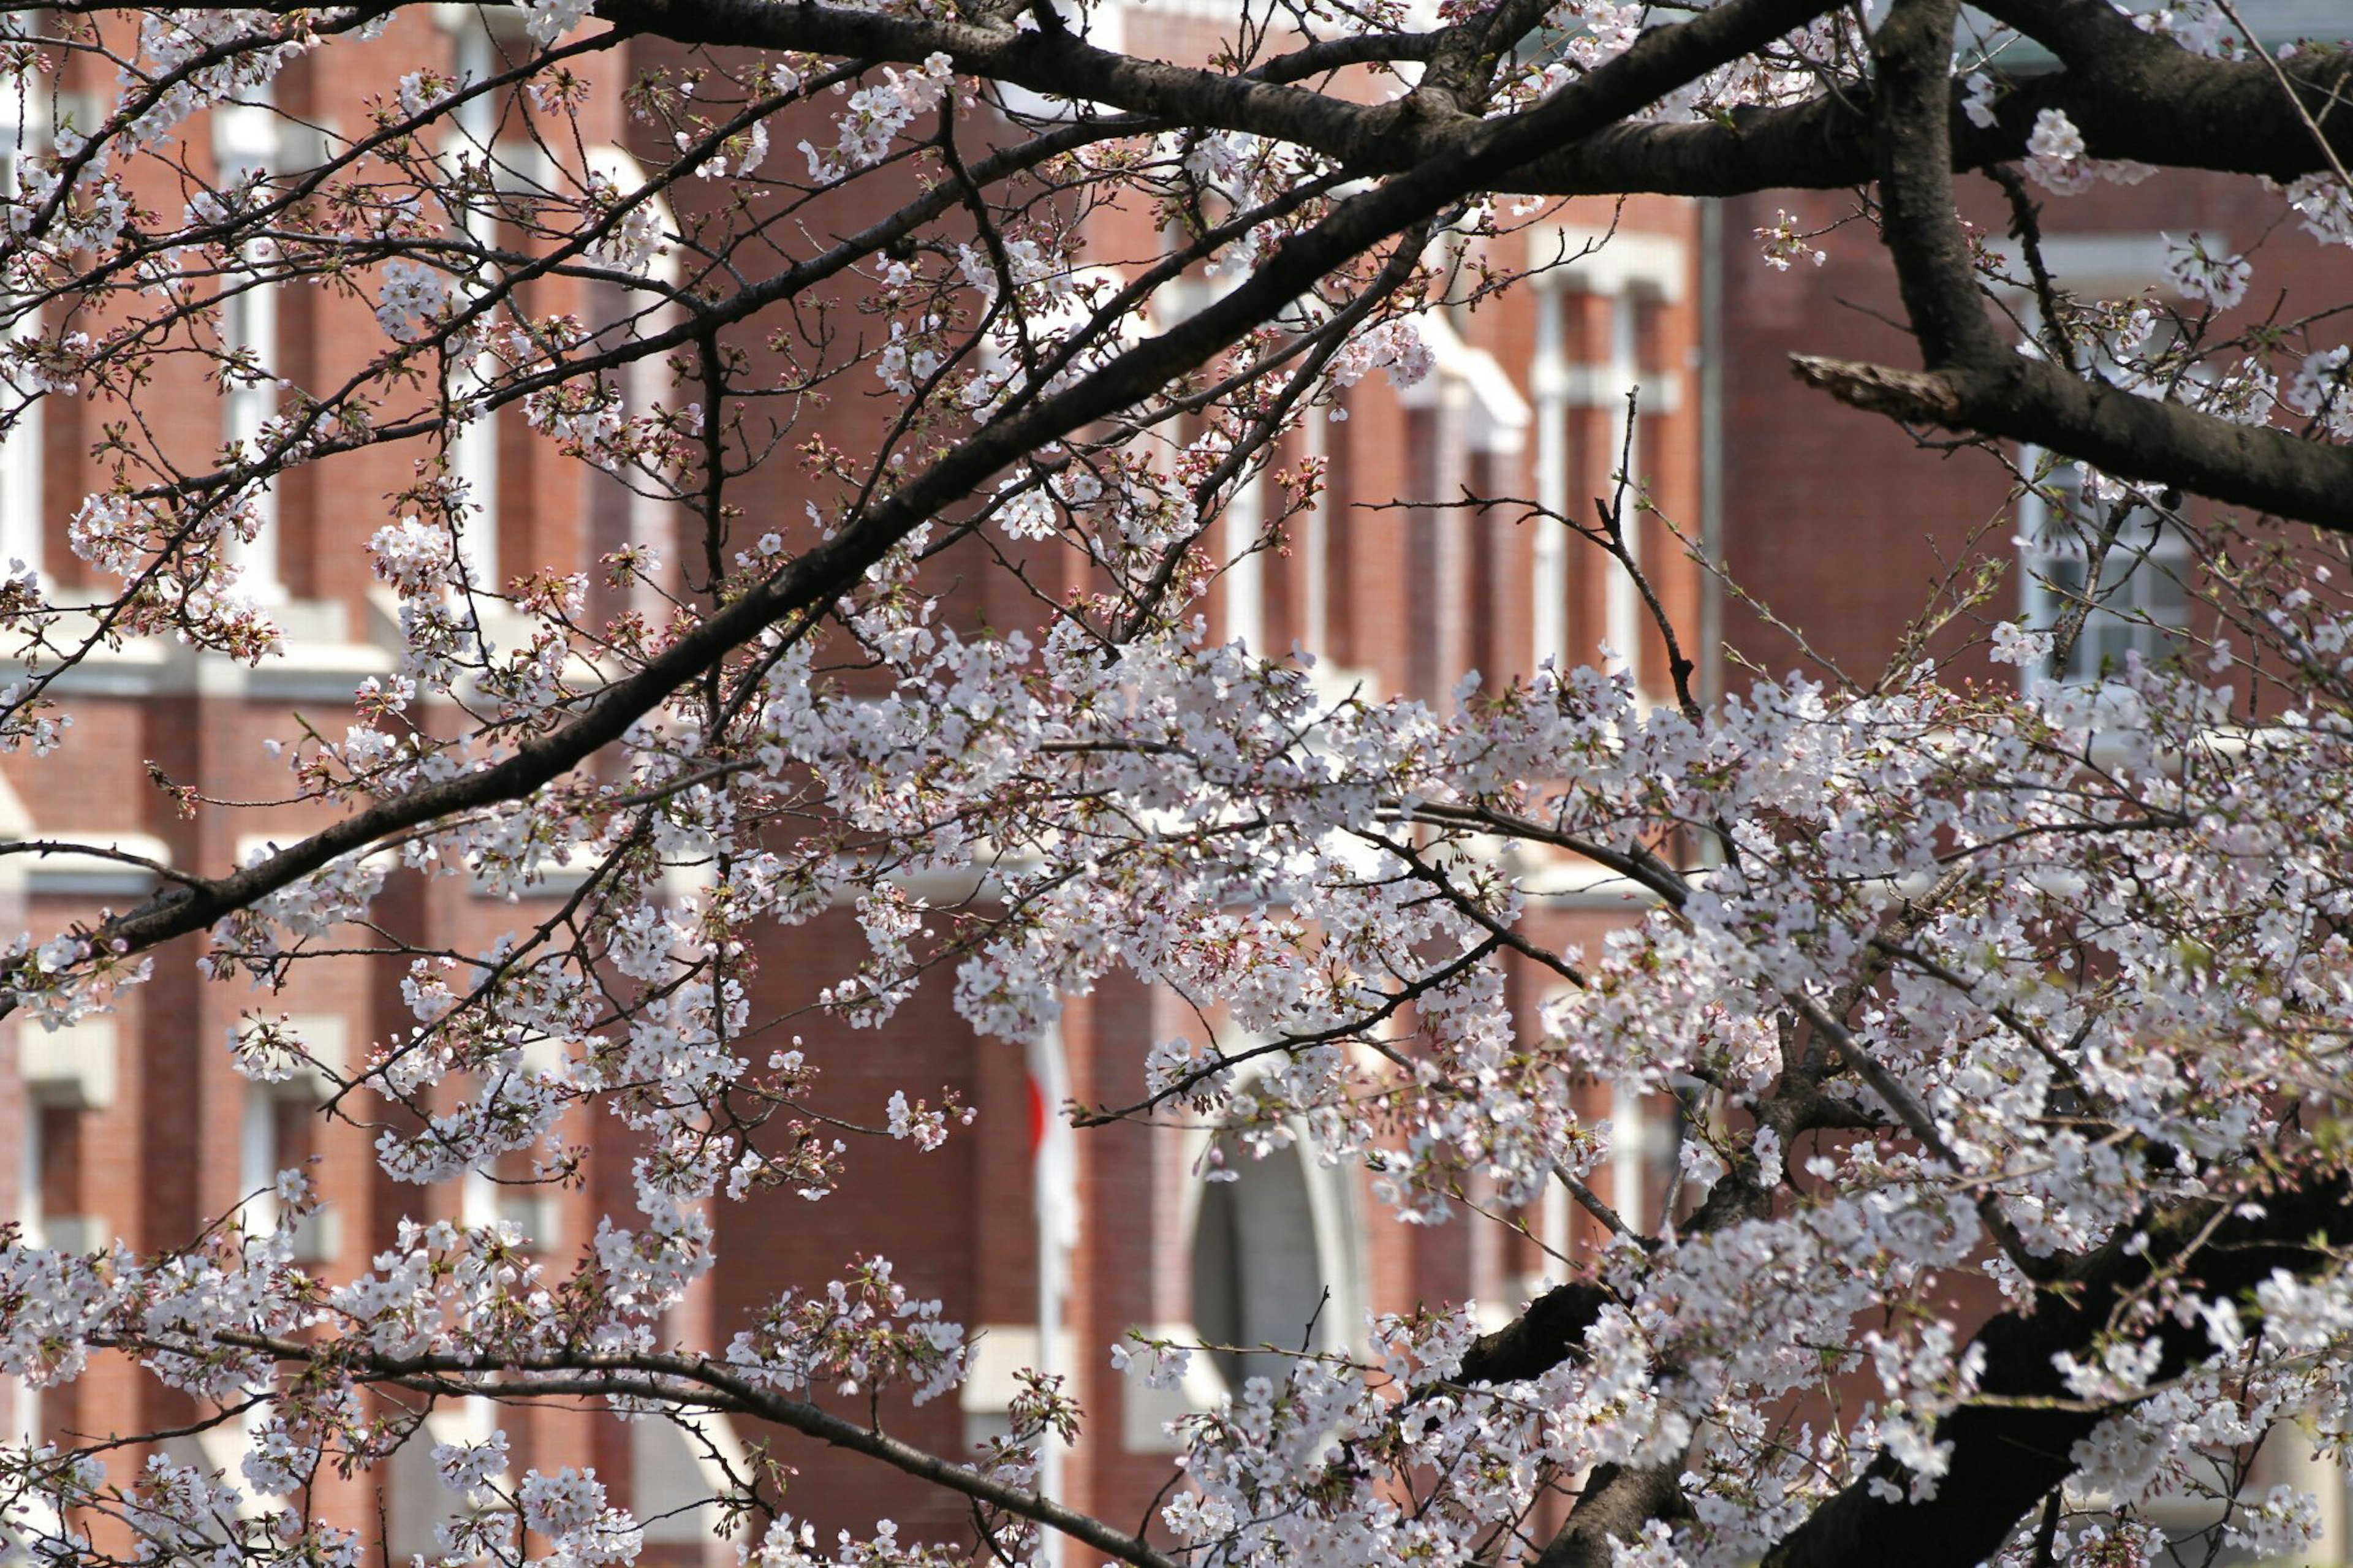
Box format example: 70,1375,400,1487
1188,1137,1357,1392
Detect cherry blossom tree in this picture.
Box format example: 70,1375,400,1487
4,3,2353,1568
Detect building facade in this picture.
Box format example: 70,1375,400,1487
0,6,1710,1561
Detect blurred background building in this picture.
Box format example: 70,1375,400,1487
9,1,2352,1562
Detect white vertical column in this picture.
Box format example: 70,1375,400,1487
0,91,39,583
14,1083,38,1450
450,24,501,594
2015,444,2053,632
214,103,282,601
1530,287,1569,672
1300,414,1328,659
221,271,281,599
450,1167,501,1447
626,301,677,615
1028,1026,1078,1568
1431,373,1472,702
1608,1081,1646,1237
1602,288,1642,689
1224,471,1264,656
0,384,38,584
0,153,37,584
238,1083,278,1233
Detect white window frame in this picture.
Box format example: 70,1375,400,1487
1523,227,1687,689
1531,286,1571,672
2017,449,2191,685
447,18,504,595
213,100,285,602
1222,468,1265,655
13,1060,40,1456
1601,287,1644,686
234,1018,344,1263
1298,405,1329,659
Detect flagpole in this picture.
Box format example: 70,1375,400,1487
1028,1025,1077,1568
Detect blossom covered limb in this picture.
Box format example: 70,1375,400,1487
1761,1172,2353,1568
212,1334,1184,1568
33,0,1822,989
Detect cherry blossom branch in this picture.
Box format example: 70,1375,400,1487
1789,990,2057,1284
1760,1168,2353,1568
44,0,1819,995
212,1337,1181,1568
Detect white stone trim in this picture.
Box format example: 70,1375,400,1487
20,1017,117,1110
1528,226,1689,302
1396,313,1534,454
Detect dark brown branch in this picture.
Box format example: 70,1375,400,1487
1873,0,2000,369
595,0,2353,193
1453,1280,1614,1387
1791,354,2353,534
1536,1462,1692,1568
1760,1168,2353,1568
58,1,2353,198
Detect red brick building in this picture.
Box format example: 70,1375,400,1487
0,6,1710,1560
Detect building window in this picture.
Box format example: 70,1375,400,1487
1528,282,1649,684
385,1397,502,1561
2017,451,2189,683
1524,232,1685,690
234,1015,344,1260
1189,1137,1356,1391
238,1083,336,1262
15,1017,118,1483
1995,245,2196,687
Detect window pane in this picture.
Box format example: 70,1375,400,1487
1191,1145,1326,1390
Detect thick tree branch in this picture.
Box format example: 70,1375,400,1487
52,0,2353,199
1781,0,2353,534
1454,1281,1615,1387
1872,0,2001,369
597,0,2353,193
1791,353,2353,533
1539,1462,1691,1568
